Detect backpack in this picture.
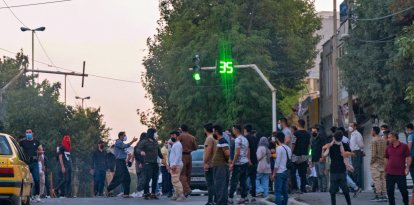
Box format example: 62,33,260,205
282,145,293,170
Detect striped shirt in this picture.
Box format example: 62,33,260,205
211,138,230,167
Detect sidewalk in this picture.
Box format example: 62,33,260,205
295,191,404,205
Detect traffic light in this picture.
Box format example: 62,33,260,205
193,55,201,81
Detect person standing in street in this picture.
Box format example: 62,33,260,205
105,145,116,186
20,129,42,202
324,131,352,205
134,132,147,197
256,137,271,198
178,124,198,197
91,140,107,197
203,123,217,205
310,127,327,192
38,145,46,199
406,123,414,185
160,138,173,197
169,131,186,201
244,124,258,203
212,125,230,205
272,131,292,205
349,122,364,189
291,119,311,193
106,132,137,198
228,125,250,205
136,128,163,200
278,118,292,148
55,135,73,198
370,127,387,202
385,132,411,205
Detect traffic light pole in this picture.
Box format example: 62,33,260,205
190,64,277,132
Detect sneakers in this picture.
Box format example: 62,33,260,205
228,198,234,204
184,191,192,198
237,198,247,204
136,191,144,198
176,196,186,201
380,196,388,202
370,195,381,202
353,188,362,198
250,198,257,203
150,194,159,199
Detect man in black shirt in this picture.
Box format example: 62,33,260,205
19,128,42,202
310,127,327,192
91,140,107,196
291,119,311,193
324,131,352,205
244,124,258,202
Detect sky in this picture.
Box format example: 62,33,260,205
0,0,333,142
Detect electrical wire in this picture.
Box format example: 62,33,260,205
0,0,72,10
1,0,28,27
357,5,414,21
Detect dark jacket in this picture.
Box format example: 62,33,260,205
106,152,116,172
92,149,107,171
311,135,327,162
136,138,163,164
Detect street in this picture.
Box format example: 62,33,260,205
294,192,404,205
38,196,208,205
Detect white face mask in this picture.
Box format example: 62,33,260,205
154,132,159,140
271,137,276,142
348,127,354,132
379,130,384,136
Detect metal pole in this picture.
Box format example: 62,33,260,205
332,0,339,126
32,30,35,85
64,75,67,105
81,99,84,109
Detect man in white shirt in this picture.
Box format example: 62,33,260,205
169,134,185,201
272,132,292,205
349,122,364,189
278,118,292,148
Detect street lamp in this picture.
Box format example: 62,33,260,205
75,96,90,109
20,26,46,84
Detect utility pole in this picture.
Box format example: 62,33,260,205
332,0,339,126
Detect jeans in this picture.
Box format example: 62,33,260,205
290,161,308,192
256,173,270,197
386,174,408,205
329,172,351,205
274,170,289,205
351,151,363,189
107,159,130,195
314,162,327,192
346,174,358,190
29,162,40,196
144,163,159,195
94,170,106,195
205,168,215,203
410,158,414,186
55,163,72,197
247,164,257,197
229,164,248,199
136,163,145,192
214,165,229,205
160,166,172,195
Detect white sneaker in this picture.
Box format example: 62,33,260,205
35,195,43,203
136,191,143,198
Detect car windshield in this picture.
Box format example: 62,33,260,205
191,150,204,161
0,136,12,155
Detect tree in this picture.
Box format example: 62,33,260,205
142,0,321,139
339,0,414,128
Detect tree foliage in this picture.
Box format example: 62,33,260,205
0,52,110,196
339,0,414,128
142,0,321,139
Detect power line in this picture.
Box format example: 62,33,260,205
356,5,414,21
1,0,28,27
0,0,72,10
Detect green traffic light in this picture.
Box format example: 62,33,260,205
193,72,201,81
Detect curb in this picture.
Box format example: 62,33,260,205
258,197,309,205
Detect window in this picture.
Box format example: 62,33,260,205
9,137,28,163
0,136,12,155
191,150,204,161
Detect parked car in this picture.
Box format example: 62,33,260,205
190,147,206,190
0,133,32,205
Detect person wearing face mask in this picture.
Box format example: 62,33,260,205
310,127,327,192
91,140,107,197
107,132,138,198
55,135,73,198
106,145,116,187
133,132,147,197
20,128,42,202
136,128,164,200
348,122,364,190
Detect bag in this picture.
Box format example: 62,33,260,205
282,146,293,170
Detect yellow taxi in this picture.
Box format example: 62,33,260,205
0,133,32,205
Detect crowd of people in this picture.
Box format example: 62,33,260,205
16,119,414,205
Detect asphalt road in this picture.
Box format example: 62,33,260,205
294,191,405,205
37,196,209,205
